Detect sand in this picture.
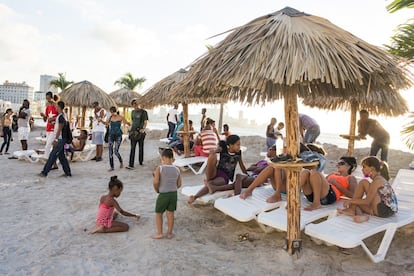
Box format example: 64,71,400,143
1,128,414,275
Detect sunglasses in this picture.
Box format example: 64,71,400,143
337,161,348,166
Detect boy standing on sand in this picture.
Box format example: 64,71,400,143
152,149,181,239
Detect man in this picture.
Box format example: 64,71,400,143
126,99,148,169
166,104,179,138
357,109,390,161
39,101,72,177
200,108,207,131
299,113,320,143
40,92,58,159
91,101,106,162
17,99,32,150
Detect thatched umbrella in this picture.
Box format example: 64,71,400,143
110,88,142,132
302,93,409,155
60,80,116,128
171,7,412,254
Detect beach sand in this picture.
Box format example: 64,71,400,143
1,128,414,275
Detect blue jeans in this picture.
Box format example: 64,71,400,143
109,134,123,169
41,139,71,176
370,140,389,162
1,126,11,153
266,137,276,150
304,125,320,143
167,122,176,138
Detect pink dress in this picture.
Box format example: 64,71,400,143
96,201,115,228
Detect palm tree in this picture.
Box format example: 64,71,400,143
49,73,74,92
114,72,146,91
386,0,414,150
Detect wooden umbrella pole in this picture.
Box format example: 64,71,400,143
347,101,358,156
69,106,73,127
284,89,302,254
218,102,224,133
82,106,86,129
182,103,191,157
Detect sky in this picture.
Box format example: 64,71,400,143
1,0,413,150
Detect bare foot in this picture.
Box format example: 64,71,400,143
239,190,252,200
188,195,196,204
152,233,164,239
89,226,104,234
353,215,369,223
266,193,282,203
166,233,174,239
337,208,355,216
304,203,321,211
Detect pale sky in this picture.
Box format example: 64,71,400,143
1,0,413,150
0,0,412,92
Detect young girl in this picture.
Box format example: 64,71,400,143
152,148,182,239
90,176,140,233
188,135,247,204
101,106,130,171
338,156,398,223
0,108,13,155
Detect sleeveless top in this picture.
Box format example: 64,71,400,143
217,150,241,182
158,165,180,193
378,182,398,213
109,120,122,136
200,129,218,155
327,174,350,200
96,197,115,228
92,108,107,132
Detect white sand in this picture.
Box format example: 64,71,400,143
1,128,414,275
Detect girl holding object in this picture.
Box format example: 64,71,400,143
90,176,140,233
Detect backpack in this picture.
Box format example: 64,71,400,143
62,121,73,144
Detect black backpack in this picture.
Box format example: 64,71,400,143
62,121,73,144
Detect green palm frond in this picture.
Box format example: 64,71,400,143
114,72,146,90
401,112,414,150
49,73,74,92
387,0,414,13
385,19,414,59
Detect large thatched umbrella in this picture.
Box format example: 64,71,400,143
171,7,412,254
60,80,116,128
110,88,142,131
303,92,409,155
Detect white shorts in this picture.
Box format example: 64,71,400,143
92,131,105,145
18,127,30,141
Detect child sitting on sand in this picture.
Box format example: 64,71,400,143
90,176,140,233
152,148,182,239
338,156,398,223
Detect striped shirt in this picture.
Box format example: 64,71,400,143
200,129,218,155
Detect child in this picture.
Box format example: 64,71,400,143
338,156,398,223
90,176,140,233
152,149,182,239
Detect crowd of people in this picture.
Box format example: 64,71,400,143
0,96,398,237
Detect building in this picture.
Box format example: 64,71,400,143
0,81,34,104
39,74,58,93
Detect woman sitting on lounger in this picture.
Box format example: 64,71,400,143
188,135,247,204
338,156,397,223
300,156,358,211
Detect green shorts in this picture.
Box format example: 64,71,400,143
155,191,178,213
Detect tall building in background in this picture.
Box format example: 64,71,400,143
39,74,58,93
0,81,34,104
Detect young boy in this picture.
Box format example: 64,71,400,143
152,148,182,239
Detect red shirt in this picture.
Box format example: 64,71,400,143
45,104,58,132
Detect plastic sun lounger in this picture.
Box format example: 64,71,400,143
12,150,37,162
71,144,96,161
173,156,208,175
257,196,344,232
181,184,234,205
35,137,47,145
214,185,285,222
304,169,414,263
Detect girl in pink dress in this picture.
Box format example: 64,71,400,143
90,176,140,233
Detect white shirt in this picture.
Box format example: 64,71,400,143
167,108,179,124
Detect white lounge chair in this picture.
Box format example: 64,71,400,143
71,143,96,161
35,137,47,145
257,196,343,232
304,169,414,263
173,156,208,175
181,184,234,205
12,150,37,162
214,185,285,222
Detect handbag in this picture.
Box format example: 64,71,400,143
129,130,145,140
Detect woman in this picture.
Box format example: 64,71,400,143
266,118,277,149
101,106,130,171
338,156,397,223
188,135,247,204
0,108,13,155
300,156,358,211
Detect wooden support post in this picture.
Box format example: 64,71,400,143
347,101,358,156
182,103,191,158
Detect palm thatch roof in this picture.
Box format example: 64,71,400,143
60,80,116,109
302,92,409,117
171,7,412,104
109,88,142,107
141,68,224,109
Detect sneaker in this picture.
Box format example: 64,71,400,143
96,157,103,162
139,162,143,166
125,166,134,170
8,156,18,160
91,157,97,161
60,173,72,177
38,172,47,177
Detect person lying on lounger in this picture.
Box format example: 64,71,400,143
338,156,397,223
300,156,358,211
65,129,88,160
187,135,247,204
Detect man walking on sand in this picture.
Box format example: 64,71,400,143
91,101,106,162
166,104,179,139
